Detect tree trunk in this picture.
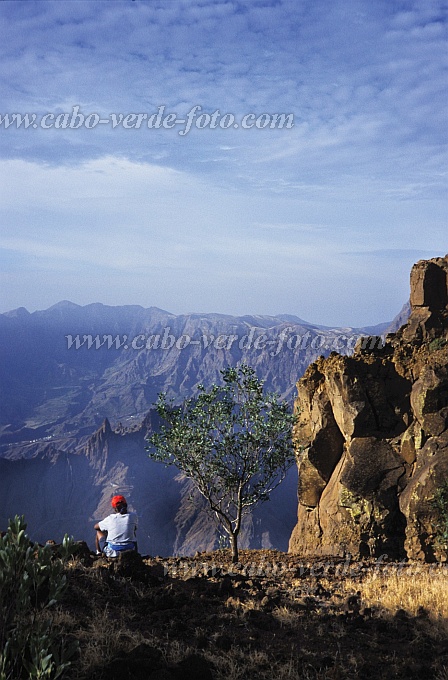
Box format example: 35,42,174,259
230,532,239,564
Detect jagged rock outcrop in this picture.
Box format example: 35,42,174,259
289,255,448,561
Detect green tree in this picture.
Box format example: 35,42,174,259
146,364,297,563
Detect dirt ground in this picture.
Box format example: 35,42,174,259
61,547,448,680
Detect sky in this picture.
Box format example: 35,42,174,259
0,0,446,327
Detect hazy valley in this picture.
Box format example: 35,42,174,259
0,300,404,554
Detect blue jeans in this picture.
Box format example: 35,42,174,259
98,537,137,556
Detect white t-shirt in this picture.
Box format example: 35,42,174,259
98,511,138,545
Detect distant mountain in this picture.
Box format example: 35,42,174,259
0,300,409,554
384,301,411,334
0,300,405,454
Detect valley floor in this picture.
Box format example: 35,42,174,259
59,548,448,680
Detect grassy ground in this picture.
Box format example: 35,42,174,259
56,548,448,680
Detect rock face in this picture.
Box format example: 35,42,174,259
289,255,448,561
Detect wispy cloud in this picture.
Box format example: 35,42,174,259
342,249,444,258
0,0,446,325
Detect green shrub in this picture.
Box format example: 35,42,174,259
432,480,448,553
429,337,448,353
0,516,78,680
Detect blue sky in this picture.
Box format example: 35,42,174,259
0,0,446,326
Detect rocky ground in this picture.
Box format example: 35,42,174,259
59,547,448,680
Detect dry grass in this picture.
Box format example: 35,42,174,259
225,595,261,611
203,646,313,680
75,603,147,675
344,565,448,621
58,552,448,680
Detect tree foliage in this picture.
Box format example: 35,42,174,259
0,516,78,680
147,364,297,562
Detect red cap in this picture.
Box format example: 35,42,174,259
111,495,127,508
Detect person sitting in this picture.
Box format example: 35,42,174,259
94,495,138,557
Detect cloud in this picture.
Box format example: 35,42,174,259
341,249,443,258
0,1,446,326
0,0,445,239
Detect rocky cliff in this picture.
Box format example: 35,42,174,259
289,255,448,561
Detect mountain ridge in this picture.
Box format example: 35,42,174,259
0,298,408,555
0,299,406,456
1,300,396,332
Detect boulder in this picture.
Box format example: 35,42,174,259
410,365,448,437
399,449,448,561
295,383,344,507
410,258,448,309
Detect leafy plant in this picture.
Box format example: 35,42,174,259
147,364,297,563
0,516,78,680
429,337,448,353
432,479,448,553
216,532,230,551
